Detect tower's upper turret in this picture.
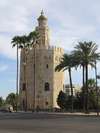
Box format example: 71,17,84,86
36,11,50,48
37,10,48,27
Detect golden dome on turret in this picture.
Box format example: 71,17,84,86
38,10,47,21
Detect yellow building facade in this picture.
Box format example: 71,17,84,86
19,11,64,110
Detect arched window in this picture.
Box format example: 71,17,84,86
46,64,48,68
44,82,50,91
22,83,26,91
45,101,48,105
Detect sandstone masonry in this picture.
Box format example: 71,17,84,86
19,11,64,110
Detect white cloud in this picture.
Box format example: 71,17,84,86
0,0,100,60
0,35,16,59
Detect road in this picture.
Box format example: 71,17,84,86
0,112,100,133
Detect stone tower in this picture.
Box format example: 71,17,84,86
19,11,64,110
36,10,50,48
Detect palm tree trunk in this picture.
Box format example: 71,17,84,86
16,44,19,112
68,68,73,112
82,65,85,112
85,65,89,113
33,46,36,110
83,65,85,86
95,61,99,116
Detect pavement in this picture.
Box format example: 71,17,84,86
0,112,100,133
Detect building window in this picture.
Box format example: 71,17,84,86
44,82,50,91
46,64,48,68
22,83,26,91
45,101,48,105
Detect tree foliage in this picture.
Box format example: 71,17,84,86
55,54,76,112
0,97,4,107
6,93,17,110
57,91,67,109
57,80,100,111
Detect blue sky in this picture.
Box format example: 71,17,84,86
0,0,100,98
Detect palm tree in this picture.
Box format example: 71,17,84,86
12,35,29,111
11,36,23,111
72,50,85,86
19,35,29,111
55,54,75,112
28,31,39,46
95,61,99,116
72,41,100,112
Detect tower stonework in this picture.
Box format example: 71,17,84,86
19,12,64,110
36,11,50,48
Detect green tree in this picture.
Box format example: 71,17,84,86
89,90,97,109
55,54,75,112
11,36,26,111
75,79,100,111
0,97,4,107
28,31,40,46
87,79,96,89
87,78,100,110
6,93,17,110
12,35,30,111
57,91,67,109
72,41,100,112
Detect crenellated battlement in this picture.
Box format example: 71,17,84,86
52,46,64,53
